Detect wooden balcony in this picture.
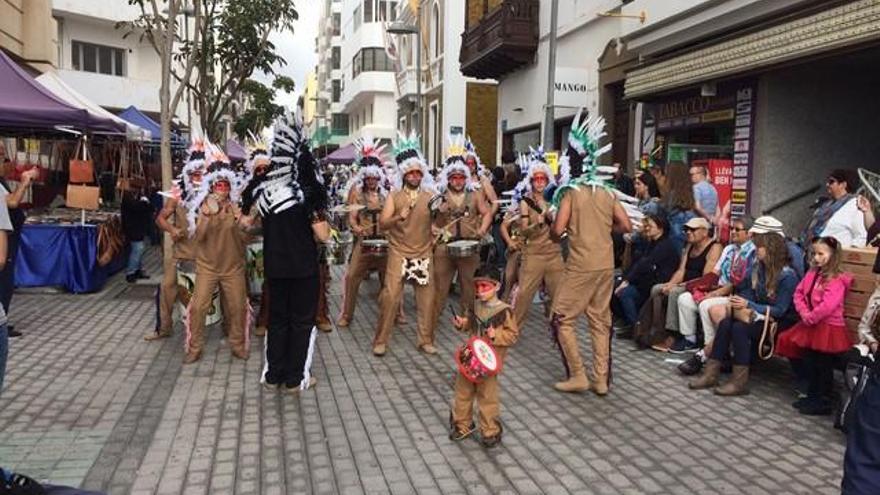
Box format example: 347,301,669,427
460,0,539,80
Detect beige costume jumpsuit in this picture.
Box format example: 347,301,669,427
373,189,435,350
430,190,483,335
187,205,249,358
551,187,617,388
451,299,519,438
340,189,386,321
512,197,564,328
158,204,194,334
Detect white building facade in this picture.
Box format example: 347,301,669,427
52,0,187,122
313,0,348,150
339,0,400,144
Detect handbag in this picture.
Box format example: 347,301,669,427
66,183,100,210
757,307,778,361
69,137,95,184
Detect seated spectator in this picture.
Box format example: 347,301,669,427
634,171,662,217
661,161,697,251
857,193,878,245
648,162,667,197
689,232,798,395
690,164,719,223
612,214,680,334
802,169,867,248
650,217,722,352
677,216,756,375
777,236,853,415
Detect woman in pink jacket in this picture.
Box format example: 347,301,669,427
777,236,853,415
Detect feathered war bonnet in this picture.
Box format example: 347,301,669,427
182,142,249,236
511,145,557,204
552,109,615,206
344,134,389,197
436,133,472,192
175,137,207,203
244,131,270,180
392,130,436,192
250,109,309,216
464,136,487,181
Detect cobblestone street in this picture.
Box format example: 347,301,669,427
1,252,846,494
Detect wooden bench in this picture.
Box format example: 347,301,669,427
842,246,878,343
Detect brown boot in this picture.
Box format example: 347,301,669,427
183,351,201,364
254,326,267,337
715,365,750,396
592,377,609,396
688,359,722,390
554,373,590,393
232,349,249,360
144,329,172,341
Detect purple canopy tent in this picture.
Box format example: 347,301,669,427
0,49,123,133
322,143,356,165
226,139,247,162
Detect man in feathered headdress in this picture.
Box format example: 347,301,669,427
549,109,632,395
148,138,206,342
183,143,253,364
509,150,564,329
248,109,331,392
372,132,438,356
464,137,499,218
337,135,390,327
428,133,492,340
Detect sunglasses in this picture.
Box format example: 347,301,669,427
730,227,746,232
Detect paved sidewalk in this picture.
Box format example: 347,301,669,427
1,250,846,494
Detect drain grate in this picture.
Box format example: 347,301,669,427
115,284,158,300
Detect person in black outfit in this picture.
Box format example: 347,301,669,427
244,112,330,393
0,167,35,338
121,190,154,283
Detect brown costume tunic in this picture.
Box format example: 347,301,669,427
340,189,386,321
513,195,564,327
158,203,195,334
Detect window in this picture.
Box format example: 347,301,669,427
331,47,341,70
71,41,125,76
431,3,442,58
354,5,361,31
364,0,373,23
331,113,348,135
378,1,397,21
351,48,394,78
332,13,341,35
332,80,341,103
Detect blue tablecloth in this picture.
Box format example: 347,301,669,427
15,224,127,293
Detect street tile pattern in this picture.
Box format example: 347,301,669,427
0,249,847,494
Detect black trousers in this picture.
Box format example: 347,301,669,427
0,232,19,314
264,276,319,387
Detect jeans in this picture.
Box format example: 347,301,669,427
0,323,7,398
710,317,762,365
126,240,146,276
612,284,645,326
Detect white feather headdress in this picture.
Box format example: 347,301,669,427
436,133,473,193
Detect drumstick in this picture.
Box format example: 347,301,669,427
432,216,463,245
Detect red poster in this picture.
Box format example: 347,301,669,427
696,159,734,242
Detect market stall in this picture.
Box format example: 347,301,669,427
0,50,135,292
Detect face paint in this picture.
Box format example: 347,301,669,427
450,174,466,191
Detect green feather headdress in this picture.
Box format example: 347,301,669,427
552,109,615,206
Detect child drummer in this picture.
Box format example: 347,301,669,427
450,265,519,448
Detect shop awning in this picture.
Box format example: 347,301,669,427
226,139,247,161
322,143,356,165
0,49,123,133
118,105,183,144
35,71,149,141
624,0,880,98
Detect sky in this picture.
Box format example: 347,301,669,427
252,1,320,107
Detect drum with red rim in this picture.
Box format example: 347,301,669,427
455,335,501,383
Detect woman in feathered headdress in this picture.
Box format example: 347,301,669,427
337,135,392,327
508,149,564,330
464,137,499,217
427,133,492,340
370,131,439,356
253,109,331,392
548,108,633,397
184,141,254,366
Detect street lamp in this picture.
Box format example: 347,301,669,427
386,21,422,155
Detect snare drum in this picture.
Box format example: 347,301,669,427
455,336,501,383
361,237,389,257
246,239,264,295
175,261,223,326
320,232,353,265
446,239,480,258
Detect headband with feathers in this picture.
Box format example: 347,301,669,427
437,133,473,192
392,130,436,193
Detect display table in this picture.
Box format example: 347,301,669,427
15,222,127,293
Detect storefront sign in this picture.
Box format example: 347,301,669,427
731,85,756,216
708,160,733,242
554,67,589,108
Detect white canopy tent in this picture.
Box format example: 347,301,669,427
35,71,150,141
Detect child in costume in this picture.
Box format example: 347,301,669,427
776,236,853,415
449,265,519,448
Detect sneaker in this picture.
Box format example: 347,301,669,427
615,325,634,340
135,270,149,279
262,380,279,392
791,397,810,409
669,338,699,354
7,326,22,338
449,423,476,441
678,353,704,376
284,376,317,394
125,274,138,283
798,398,832,416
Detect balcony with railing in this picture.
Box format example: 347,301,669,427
460,0,539,80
